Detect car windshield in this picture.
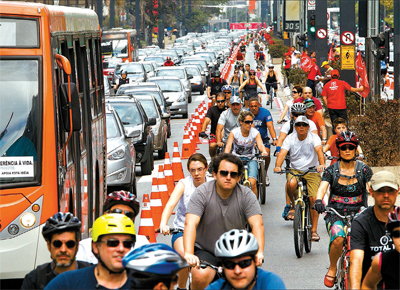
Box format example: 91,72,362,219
174,48,184,55
138,50,147,56
143,64,153,73
103,60,120,69
0,60,40,186
145,56,165,63
150,80,182,92
111,103,142,126
157,69,185,79
184,60,206,69
197,54,212,62
185,67,200,76
117,63,143,74
138,99,158,119
106,114,122,138
101,39,128,58
132,92,163,107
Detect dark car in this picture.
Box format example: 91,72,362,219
105,95,156,175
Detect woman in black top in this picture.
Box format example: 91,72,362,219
314,131,372,288
238,69,266,108
265,64,278,106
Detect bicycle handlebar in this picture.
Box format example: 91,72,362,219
326,206,367,219
199,261,223,273
274,167,318,175
324,152,339,161
155,228,183,235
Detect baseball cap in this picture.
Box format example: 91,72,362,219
230,95,242,104
331,69,340,77
371,171,399,191
294,50,301,54
321,61,330,67
304,99,315,108
294,116,309,125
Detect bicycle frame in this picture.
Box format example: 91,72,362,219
295,180,306,231
242,165,251,188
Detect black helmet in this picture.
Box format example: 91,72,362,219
42,212,81,241
214,71,221,77
121,70,127,75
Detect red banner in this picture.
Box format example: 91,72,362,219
229,23,265,30
328,46,334,61
301,52,313,72
355,52,370,98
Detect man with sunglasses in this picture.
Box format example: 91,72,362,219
76,191,149,264
216,96,243,149
274,116,325,235
184,153,264,289
304,99,327,145
22,213,90,290
45,214,136,290
206,230,285,290
349,171,399,289
200,92,227,158
207,71,227,106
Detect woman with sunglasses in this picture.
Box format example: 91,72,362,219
206,229,286,290
228,70,241,97
224,111,268,196
238,69,266,108
277,85,303,124
314,131,373,288
160,153,212,290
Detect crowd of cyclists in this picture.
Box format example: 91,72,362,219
21,30,399,290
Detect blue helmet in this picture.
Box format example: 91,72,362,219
123,243,188,282
221,85,233,92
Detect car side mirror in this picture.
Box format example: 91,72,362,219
147,117,156,126
166,101,173,107
201,72,205,76
126,129,141,138
59,82,81,132
187,74,193,79
162,113,171,119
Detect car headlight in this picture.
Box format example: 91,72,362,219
108,145,126,160
177,94,186,102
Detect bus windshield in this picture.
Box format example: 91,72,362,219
0,60,41,185
102,39,128,58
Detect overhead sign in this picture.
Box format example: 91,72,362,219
308,0,316,10
317,28,327,39
341,31,355,45
341,45,356,70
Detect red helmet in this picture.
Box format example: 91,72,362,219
386,207,400,233
335,131,359,148
103,190,140,218
249,69,256,75
166,56,171,61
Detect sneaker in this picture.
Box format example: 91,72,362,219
265,175,270,186
282,205,291,220
266,101,270,106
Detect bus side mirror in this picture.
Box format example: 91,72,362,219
59,83,81,132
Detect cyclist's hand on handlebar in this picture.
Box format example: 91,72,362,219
159,224,170,235
317,165,325,173
274,167,282,173
184,253,200,268
272,140,277,146
217,142,224,147
199,132,208,138
314,199,326,214
261,151,269,157
255,252,264,267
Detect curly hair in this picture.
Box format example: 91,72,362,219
237,111,254,123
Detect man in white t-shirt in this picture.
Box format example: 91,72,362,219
216,96,243,146
274,116,325,241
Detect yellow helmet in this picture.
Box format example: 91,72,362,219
92,213,136,242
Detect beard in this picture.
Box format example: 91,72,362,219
54,256,75,267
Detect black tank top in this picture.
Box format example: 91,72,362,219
245,79,257,96
266,72,277,84
380,250,399,290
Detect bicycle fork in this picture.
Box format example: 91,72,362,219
295,184,305,232
243,165,251,188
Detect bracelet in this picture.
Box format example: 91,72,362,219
273,138,277,141
322,138,327,141
276,146,281,152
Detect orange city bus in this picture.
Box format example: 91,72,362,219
101,28,139,62
0,2,107,281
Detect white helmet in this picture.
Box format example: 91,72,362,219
214,229,258,259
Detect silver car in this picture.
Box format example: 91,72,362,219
106,105,137,194
180,65,205,94
156,66,193,103
140,61,157,78
148,76,188,118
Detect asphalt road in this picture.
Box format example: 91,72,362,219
134,44,332,289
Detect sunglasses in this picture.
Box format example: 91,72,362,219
216,100,226,103
292,113,304,117
339,145,356,151
222,258,253,270
292,91,298,94
391,230,400,238
110,208,135,220
295,123,309,127
52,240,76,249
218,170,239,178
100,239,134,249
234,71,239,74
243,120,253,124
250,73,256,76
224,91,232,94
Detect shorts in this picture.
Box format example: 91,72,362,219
194,246,219,267
171,231,184,248
244,92,257,101
265,83,277,93
262,137,270,149
285,169,321,197
325,219,346,253
240,157,258,179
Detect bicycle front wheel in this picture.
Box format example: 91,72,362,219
270,89,274,109
257,163,266,204
293,202,304,258
337,251,349,290
304,201,312,253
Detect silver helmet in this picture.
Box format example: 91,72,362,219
291,103,307,114
214,229,258,259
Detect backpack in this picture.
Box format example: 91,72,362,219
330,160,368,207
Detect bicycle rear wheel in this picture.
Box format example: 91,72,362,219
304,201,312,253
257,163,266,204
270,89,274,109
293,202,304,258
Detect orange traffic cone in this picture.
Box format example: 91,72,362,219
164,152,175,195
158,165,169,209
138,194,156,243
172,142,185,182
181,131,192,159
190,129,199,150
150,176,163,230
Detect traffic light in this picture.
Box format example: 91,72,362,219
273,17,277,25
297,33,307,47
371,31,389,61
308,12,316,34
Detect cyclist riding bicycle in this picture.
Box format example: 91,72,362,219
240,42,246,57
228,70,241,97
265,64,278,106
114,70,129,90
224,111,269,196
222,85,233,107
314,131,373,288
123,243,189,290
216,95,243,149
207,71,227,106
238,69,266,108
163,56,175,66
206,230,286,290
255,48,266,67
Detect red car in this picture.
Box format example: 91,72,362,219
103,58,122,82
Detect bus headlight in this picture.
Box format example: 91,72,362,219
8,224,19,235
20,213,36,228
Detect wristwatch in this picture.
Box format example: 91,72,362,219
272,138,278,141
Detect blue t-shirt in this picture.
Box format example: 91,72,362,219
44,266,131,290
205,268,286,290
251,107,273,140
